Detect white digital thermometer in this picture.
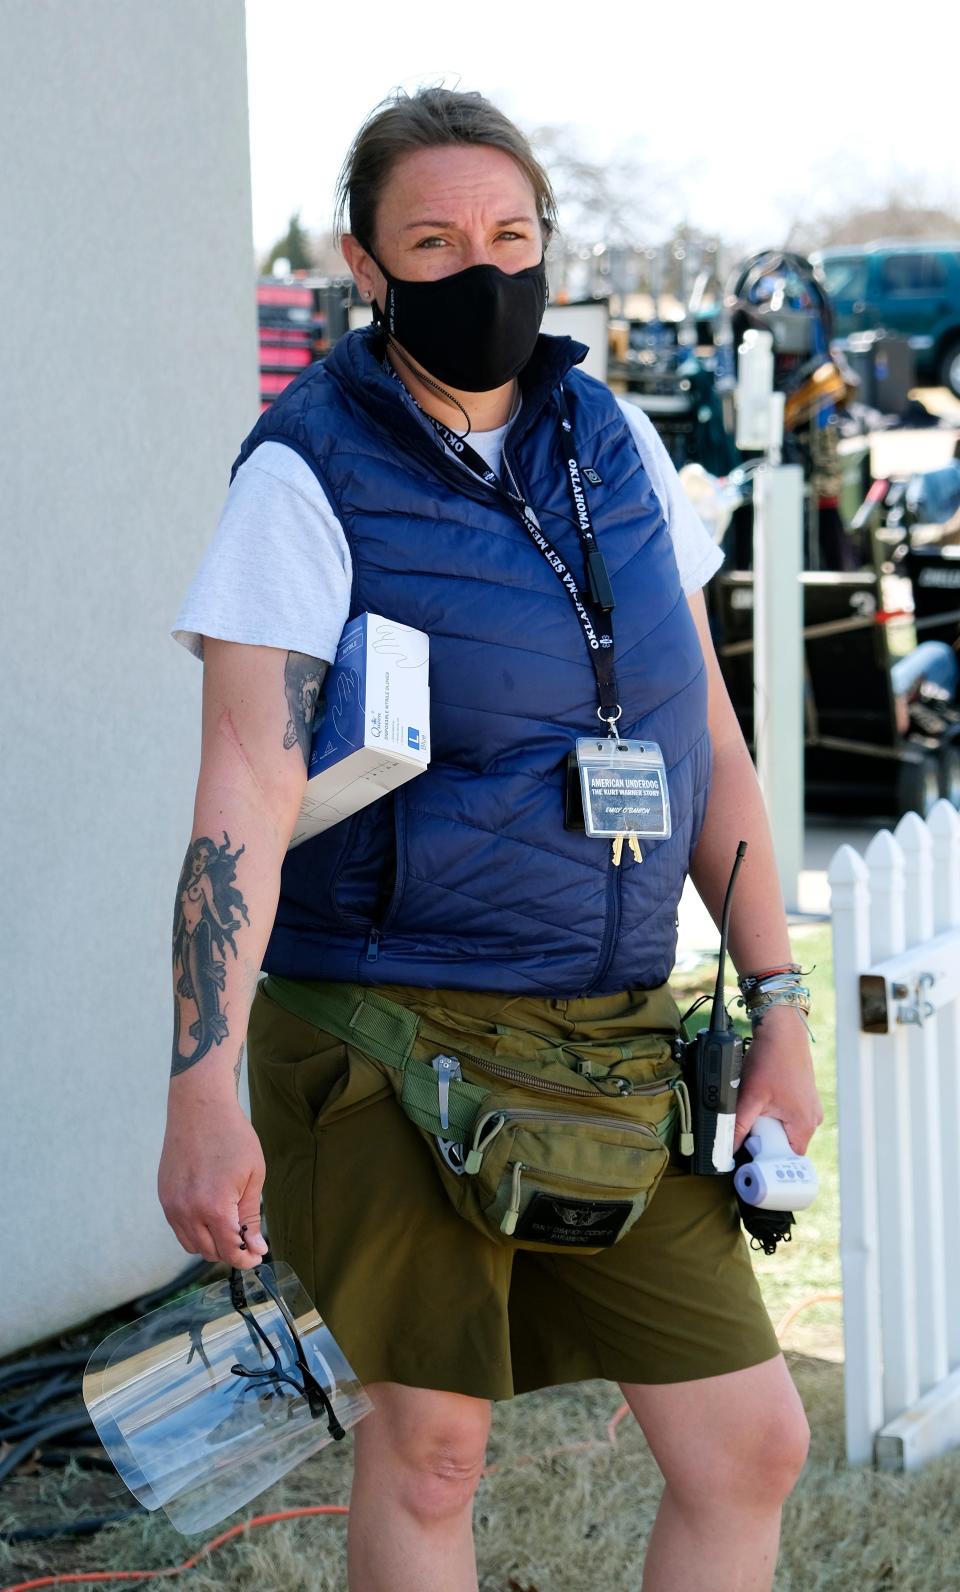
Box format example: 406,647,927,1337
733,1116,818,1212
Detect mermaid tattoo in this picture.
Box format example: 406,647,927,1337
171,833,249,1075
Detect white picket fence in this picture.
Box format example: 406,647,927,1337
829,799,960,1469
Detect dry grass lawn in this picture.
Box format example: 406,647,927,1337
4,1358,960,1591
5,928,958,1589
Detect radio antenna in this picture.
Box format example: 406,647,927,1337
711,841,748,1031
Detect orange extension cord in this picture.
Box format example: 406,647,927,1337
1,1291,843,1592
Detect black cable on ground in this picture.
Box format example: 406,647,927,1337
0,1263,220,1465
32,1453,114,1473
0,1415,102,1487
1,1404,88,1446
0,1260,225,1554
0,1511,140,1545
0,1356,89,1397
1,1380,77,1433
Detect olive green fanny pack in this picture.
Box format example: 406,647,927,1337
262,976,693,1255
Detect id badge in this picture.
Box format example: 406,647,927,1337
575,738,672,840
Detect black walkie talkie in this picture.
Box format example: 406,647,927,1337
685,841,747,1175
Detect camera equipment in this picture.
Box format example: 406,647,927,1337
684,840,747,1174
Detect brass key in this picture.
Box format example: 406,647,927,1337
627,834,643,864
611,835,625,866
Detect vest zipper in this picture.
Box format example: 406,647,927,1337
587,857,622,993
389,383,513,511
381,378,639,999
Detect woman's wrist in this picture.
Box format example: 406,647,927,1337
738,961,801,986
748,1000,809,1030
735,964,812,1035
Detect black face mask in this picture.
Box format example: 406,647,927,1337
370,254,548,392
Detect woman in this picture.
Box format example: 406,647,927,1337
160,87,820,1592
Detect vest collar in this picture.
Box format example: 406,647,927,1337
326,325,589,453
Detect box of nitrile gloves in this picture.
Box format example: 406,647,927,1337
288,613,430,849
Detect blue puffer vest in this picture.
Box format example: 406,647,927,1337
232,327,711,995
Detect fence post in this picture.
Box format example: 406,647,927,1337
929,799,960,1369
895,811,948,1393
865,827,920,1422
829,842,884,1463
753,462,804,912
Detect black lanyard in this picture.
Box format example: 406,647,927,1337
418,384,621,727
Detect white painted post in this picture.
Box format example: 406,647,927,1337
928,800,960,1368
895,812,948,1393
829,843,885,1464
865,828,920,1421
753,463,804,913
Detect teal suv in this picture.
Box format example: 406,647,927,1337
813,241,960,397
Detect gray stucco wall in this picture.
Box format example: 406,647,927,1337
0,1,258,1353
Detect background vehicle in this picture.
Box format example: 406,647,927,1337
813,241,960,397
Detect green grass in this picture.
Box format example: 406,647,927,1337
747,925,842,1352
674,923,840,1352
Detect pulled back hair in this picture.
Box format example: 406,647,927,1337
334,86,558,254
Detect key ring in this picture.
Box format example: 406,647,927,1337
598,703,623,743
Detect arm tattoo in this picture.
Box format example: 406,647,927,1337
283,653,328,767
171,833,250,1076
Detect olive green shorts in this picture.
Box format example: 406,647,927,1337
246,979,780,1401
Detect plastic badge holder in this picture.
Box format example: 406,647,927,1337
575,738,672,840
82,1261,372,1535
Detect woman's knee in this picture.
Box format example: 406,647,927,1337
729,1393,810,1504
355,1382,491,1524
687,1386,810,1508
628,1359,810,1513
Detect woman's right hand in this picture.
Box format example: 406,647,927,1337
158,1096,269,1269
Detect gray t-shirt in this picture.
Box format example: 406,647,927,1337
174,396,723,664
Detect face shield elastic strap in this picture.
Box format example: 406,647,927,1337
228,1267,345,1440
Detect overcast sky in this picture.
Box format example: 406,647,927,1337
245,0,959,257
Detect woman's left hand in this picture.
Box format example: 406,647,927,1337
732,1005,823,1156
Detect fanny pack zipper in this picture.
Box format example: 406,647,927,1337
464,1104,665,1174
449,1045,679,1101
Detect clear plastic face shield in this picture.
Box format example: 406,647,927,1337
82,1262,372,1535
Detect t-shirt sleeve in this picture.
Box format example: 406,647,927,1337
616,396,724,595
172,441,353,665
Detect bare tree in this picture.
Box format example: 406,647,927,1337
782,176,960,255
527,124,672,250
